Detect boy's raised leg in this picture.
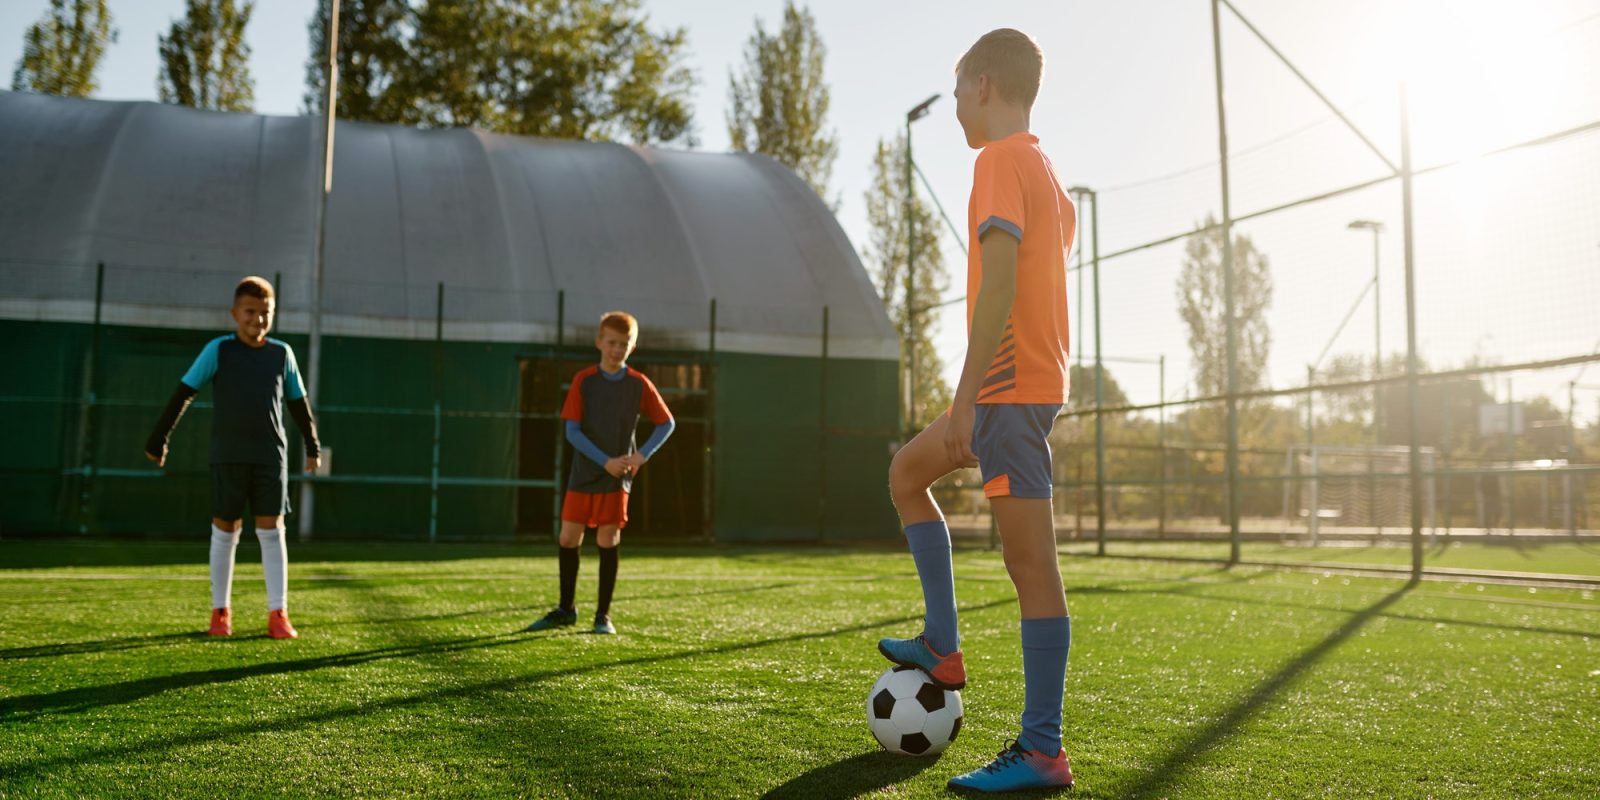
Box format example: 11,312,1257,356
878,414,969,690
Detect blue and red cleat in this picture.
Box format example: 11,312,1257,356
948,739,1075,792
876,633,967,691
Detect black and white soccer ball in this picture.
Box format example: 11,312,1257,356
866,665,963,756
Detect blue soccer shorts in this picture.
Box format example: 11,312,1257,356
972,404,1063,499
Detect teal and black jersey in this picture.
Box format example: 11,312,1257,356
146,334,319,467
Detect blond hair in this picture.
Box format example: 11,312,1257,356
234,275,275,304
956,28,1044,109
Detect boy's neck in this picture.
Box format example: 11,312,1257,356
600,361,627,374
235,330,267,348
983,109,1031,145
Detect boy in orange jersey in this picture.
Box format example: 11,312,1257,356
526,311,674,635
877,29,1077,791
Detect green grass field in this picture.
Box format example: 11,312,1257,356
3,539,1597,798
1060,539,1600,578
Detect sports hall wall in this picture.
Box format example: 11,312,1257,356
0,317,900,542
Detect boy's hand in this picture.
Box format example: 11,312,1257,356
144,448,167,468
944,403,979,468
621,453,647,471
604,456,631,478
305,455,321,474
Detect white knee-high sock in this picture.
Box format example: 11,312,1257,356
257,525,288,611
209,525,240,610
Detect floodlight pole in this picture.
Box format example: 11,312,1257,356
1070,187,1105,553
1349,219,1384,534
299,0,340,542
904,94,939,431
1400,83,1424,580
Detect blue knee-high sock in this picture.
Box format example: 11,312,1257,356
905,520,959,654
1018,616,1072,755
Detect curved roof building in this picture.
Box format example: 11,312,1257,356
0,91,894,359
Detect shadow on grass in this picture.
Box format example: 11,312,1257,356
619,582,799,603
1114,582,1414,799
1,596,1017,778
761,750,939,799
0,631,208,661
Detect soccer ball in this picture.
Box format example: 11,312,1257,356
866,665,963,756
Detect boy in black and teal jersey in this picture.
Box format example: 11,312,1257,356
145,276,321,639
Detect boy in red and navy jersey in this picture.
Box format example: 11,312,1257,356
527,311,674,635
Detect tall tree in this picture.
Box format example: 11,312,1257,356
363,0,696,144
726,1,838,203
158,0,256,112
1177,213,1274,398
302,0,409,121
11,0,115,97
865,133,950,429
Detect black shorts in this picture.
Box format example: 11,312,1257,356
210,463,290,520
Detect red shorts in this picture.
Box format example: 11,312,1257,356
561,490,629,528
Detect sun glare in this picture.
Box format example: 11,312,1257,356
1367,0,1579,166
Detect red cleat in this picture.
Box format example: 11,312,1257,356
267,608,299,639
208,607,233,636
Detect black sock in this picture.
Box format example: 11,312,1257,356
596,545,618,618
558,546,579,611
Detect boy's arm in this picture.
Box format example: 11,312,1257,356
281,344,321,465
946,231,1019,464
287,398,321,459
633,378,675,462
144,383,199,465
564,420,613,467
145,338,221,465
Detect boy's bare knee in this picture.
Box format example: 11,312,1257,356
255,515,283,530
596,528,620,548
212,518,241,533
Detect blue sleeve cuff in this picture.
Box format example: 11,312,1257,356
977,215,1022,242
565,420,611,467
639,417,676,460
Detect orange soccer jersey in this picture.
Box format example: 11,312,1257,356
966,132,1076,405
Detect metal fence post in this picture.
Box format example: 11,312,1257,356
1090,190,1107,555
430,281,442,543
704,298,716,542
818,305,829,541
75,261,106,534
1212,0,1244,564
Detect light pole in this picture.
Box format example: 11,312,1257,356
301,0,341,542
1349,219,1384,534
903,94,939,431
1069,186,1104,553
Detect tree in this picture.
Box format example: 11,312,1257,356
865,133,949,429
158,0,255,112
726,1,838,203
1067,363,1129,412
368,0,696,145
1177,214,1274,398
302,0,409,121
11,0,115,97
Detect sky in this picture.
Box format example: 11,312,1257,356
4,0,1599,420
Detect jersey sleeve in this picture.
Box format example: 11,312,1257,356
282,343,307,401
560,373,585,422
972,147,1026,243
180,337,223,389
637,373,672,425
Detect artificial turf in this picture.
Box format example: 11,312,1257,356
2,539,1596,798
